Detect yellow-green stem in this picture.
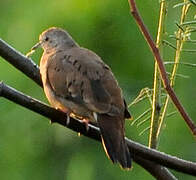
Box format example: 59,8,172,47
157,1,191,138
148,0,166,149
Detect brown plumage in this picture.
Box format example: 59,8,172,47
36,27,131,169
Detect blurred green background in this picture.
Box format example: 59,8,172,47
0,0,196,179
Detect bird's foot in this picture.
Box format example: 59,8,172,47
82,119,90,132
53,107,73,126
66,112,76,126
66,115,70,126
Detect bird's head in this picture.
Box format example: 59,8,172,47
39,27,77,51
26,27,77,57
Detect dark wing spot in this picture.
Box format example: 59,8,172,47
67,55,71,60
64,55,71,62
80,81,84,87
68,81,72,88
73,60,78,66
83,70,87,76
80,81,84,97
81,89,84,97
77,64,81,71
54,67,60,72
90,79,110,102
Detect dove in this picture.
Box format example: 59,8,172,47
31,27,132,169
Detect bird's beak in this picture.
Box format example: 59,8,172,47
26,41,42,58
31,41,42,50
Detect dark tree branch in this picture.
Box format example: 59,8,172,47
0,83,177,179
0,39,42,87
128,0,196,136
0,82,196,177
134,158,177,180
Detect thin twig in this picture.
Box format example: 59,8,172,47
128,0,196,136
0,82,195,177
139,126,150,136
181,20,196,26
164,61,196,67
137,116,150,127
166,72,189,79
158,1,191,138
163,39,196,52
149,0,166,149
129,88,152,107
131,108,151,126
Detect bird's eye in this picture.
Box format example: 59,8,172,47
45,37,49,41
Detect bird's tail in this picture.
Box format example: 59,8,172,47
97,114,131,169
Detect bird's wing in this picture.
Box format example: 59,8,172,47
46,47,131,168
46,47,125,115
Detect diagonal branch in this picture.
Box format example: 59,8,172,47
0,82,196,177
0,39,42,87
128,0,196,136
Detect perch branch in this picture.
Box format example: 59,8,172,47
0,39,42,87
0,82,195,177
128,0,196,136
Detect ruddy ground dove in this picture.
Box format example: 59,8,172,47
31,27,132,169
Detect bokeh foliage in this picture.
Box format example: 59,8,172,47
0,0,196,179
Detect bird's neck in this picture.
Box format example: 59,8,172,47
45,42,78,53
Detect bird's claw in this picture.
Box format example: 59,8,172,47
82,119,90,132
66,115,70,126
